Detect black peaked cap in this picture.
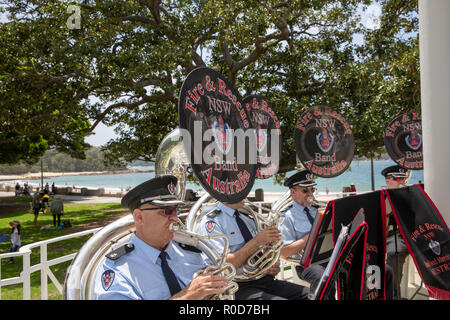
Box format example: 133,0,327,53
121,175,183,212
381,165,409,178
284,170,317,188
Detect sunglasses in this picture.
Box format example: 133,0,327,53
295,187,316,193
393,177,407,182
139,207,179,216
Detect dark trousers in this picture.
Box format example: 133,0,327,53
53,214,62,227
296,264,336,299
384,263,394,300
297,263,393,300
8,245,20,262
235,275,309,300
386,234,409,299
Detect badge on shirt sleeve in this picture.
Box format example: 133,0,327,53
102,270,115,291
205,220,215,233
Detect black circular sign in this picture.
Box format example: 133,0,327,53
178,67,257,203
243,95,282,179
384,113,423,170
294,105,354,178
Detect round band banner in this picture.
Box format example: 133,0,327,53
178,67,257,203
243,95,281,179
294,105,354,178
384,113,423,170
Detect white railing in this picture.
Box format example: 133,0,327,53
0,228,101,300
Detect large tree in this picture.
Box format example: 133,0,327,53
0,0,419,171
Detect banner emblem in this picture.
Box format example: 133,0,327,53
255,125,267,151
429,239,441,256
405,132,422,151
316,129,334,152
213,116,232,154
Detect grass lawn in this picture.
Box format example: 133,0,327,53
0,202,128,300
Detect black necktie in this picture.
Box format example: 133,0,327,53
304,207,314,225
159,251,182,296
234,210,253,243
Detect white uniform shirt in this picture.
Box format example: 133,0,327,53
11,228,21,246
196,202,258,275
94,233,207,300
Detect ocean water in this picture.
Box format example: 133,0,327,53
21,159,424,194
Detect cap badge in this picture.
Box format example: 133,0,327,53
168,182,176,195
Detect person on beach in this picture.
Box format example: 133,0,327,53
50,196,64,228
349,183,357,196
8,220,21,264
382,165,411,299
15,183,21,197
94,175,230,300
41,192,50,214
278,170,333,297
31,191,42,227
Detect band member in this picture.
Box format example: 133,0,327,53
197,199,310,300
94,175,228,300
278,170,330,293
382,165,411,299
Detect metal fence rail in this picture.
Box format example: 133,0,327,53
0,228,101,300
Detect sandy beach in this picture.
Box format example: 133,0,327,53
0,190,339,205
0,169,153,181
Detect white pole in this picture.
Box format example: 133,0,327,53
419,0,450,225
22,251,31,300
40,244,48,300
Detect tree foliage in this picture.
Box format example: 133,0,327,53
0,0,419,172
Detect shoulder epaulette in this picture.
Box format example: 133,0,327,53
176,242,202,253
106,243,135,260
206,208,221,218
281,204,293,213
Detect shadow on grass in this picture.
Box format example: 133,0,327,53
0,202,127,300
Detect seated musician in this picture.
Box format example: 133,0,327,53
382,165,411,299
279,170,332,294
197,199,310,300
94,175,229,300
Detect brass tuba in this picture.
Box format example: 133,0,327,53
154,128,239,299
272,189,327,266
186,193,284,282
155,128,190,202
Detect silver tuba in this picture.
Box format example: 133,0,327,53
155,128,190,202
153,128,239,299
63,215,238,300
186,193,284,282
